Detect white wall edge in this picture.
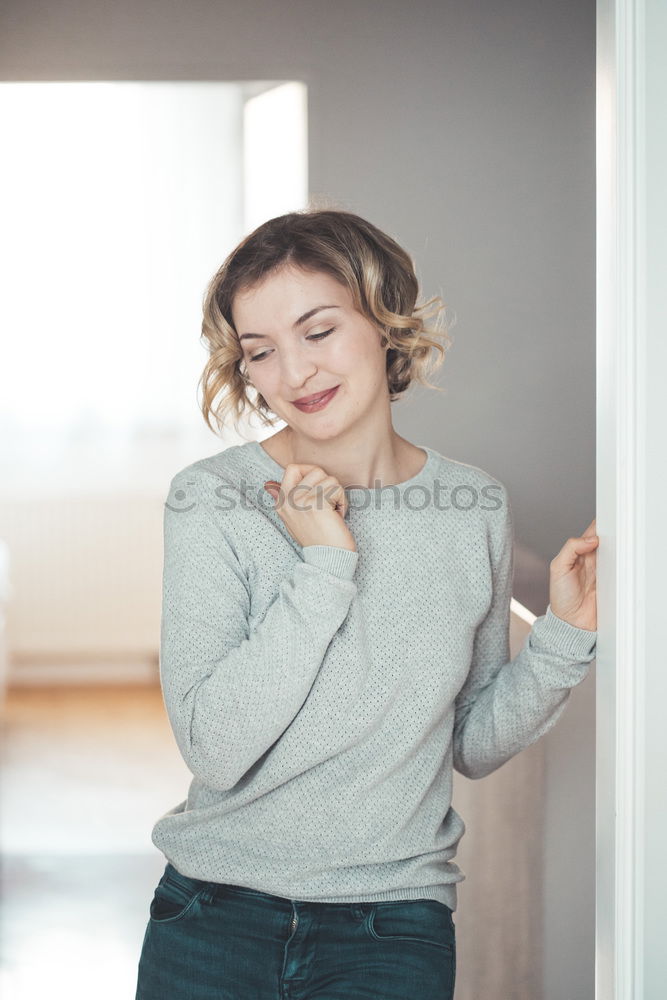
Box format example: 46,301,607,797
596,1,646,998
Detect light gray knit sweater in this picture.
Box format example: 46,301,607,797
151,440,597,912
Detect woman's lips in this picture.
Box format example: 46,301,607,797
291,385,340,412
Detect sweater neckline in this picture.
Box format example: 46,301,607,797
247,439,437,496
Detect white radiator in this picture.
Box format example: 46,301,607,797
0,493,164,683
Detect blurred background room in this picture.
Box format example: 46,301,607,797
0,2,602,998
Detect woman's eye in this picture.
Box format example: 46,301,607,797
308,327,336,342
249,328,336,363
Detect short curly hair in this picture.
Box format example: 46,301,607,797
198,207,454,435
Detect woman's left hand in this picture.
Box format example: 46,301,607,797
549,518,599,631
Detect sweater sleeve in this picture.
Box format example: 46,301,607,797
159,468,359,792
452,487,597,780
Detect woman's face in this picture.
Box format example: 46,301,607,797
231,265,389,440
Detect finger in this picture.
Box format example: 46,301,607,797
281,465,337,511
264,465,317,505
582,517,596,536
281,463,328,492
552,535,597,574
327,481,348,519
569,535,599,568
303,479,346,517
263,480,283,504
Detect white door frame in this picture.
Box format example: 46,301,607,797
596,1,666,997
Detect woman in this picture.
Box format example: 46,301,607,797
135,209,598,999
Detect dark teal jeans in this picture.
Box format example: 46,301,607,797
135,862,457,999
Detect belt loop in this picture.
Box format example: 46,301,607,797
201,883,217,905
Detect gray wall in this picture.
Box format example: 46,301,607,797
1,2,596,997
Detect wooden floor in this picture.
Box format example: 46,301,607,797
0,683,192,999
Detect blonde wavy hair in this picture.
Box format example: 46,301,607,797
198,207,454,436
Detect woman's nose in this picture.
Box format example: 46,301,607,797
279,353,319,389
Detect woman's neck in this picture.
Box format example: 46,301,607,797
261,427,425,490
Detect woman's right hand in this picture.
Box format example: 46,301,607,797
263,464,357,552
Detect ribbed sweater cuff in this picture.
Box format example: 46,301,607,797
301,545,359,580
533,604,597,659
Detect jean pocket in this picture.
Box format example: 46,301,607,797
367,899,455,953
149,865,210,925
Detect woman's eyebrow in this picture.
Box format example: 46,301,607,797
238,305,340,342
